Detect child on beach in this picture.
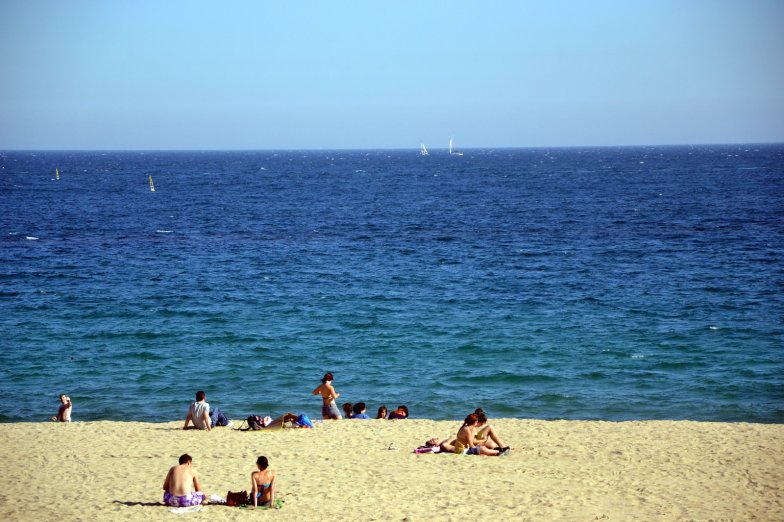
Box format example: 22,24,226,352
342,402,353,419
52,394,72,422
162,454,207,507
388,405,409,419
351,402,370,419
312,372,342,420
453,413,509,456
251,456,276,508
376,405,388,419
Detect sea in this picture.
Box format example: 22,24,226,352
1,145,782,423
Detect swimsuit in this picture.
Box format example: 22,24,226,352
453,440,480,455
256,482,272,506
322,401,341,418
163,491,205,507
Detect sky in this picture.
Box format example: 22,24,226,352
1,0,783,150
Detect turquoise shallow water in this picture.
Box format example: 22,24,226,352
1,146,783,422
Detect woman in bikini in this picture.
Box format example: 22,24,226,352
453,413,509,456
312,372,342,420
473,408,508,450
251,456,276,508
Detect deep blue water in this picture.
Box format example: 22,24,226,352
1,146,783,423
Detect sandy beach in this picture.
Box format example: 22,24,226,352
0,418,781,521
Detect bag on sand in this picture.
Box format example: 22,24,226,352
295,413,314,428
246,415,264,430
226,490,249,506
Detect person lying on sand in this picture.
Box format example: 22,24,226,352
454,413,510,456
52,394,72,422
251,456,276,508
263,413,300,429
416,436,456,453
162,454,207,507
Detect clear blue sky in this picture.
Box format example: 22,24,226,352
1,0,782,149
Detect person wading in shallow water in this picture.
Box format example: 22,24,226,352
52,394,72,422
312,372,342,419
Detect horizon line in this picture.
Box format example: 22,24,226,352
2,141,783,153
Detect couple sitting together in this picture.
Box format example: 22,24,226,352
420,408,511,456
162,454,277,508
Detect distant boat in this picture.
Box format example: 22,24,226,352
149,175,155,192
449,137,463,156
420,143,429,156
55,167,60,180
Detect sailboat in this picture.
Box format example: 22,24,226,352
449,137,463,156
420,143,429,156
55,167,60,180
149,175,155,192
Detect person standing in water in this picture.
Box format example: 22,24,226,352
312,372,342,420
52,394,72,422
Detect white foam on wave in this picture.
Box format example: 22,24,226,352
156,230,173,234
631,354,645,359
25,236,39,240
709,326,719,330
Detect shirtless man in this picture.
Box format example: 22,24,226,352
52,394,72,422
312,372,342,419
162,454,206,507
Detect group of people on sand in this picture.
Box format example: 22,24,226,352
422,408,511,457
313,372,409,420
162,453,276,508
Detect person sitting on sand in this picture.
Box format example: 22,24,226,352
351,402,370,419
376,405,388,419
474,408,508,450
162,454,206,507
342,402,353,419
312,372,342,420
388,405,409,419
251,456,276,508
453,413,509,456
183,390,229,431
52,394,72,422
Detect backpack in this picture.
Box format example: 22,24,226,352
295,413,314,428
241,415,264,431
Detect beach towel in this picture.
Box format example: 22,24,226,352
240,499,285,510
168,506,206,514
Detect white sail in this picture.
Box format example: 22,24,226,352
149,175,155,192
420,143,429,155
449,137,463,156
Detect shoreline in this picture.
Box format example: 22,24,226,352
1,418,782,520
